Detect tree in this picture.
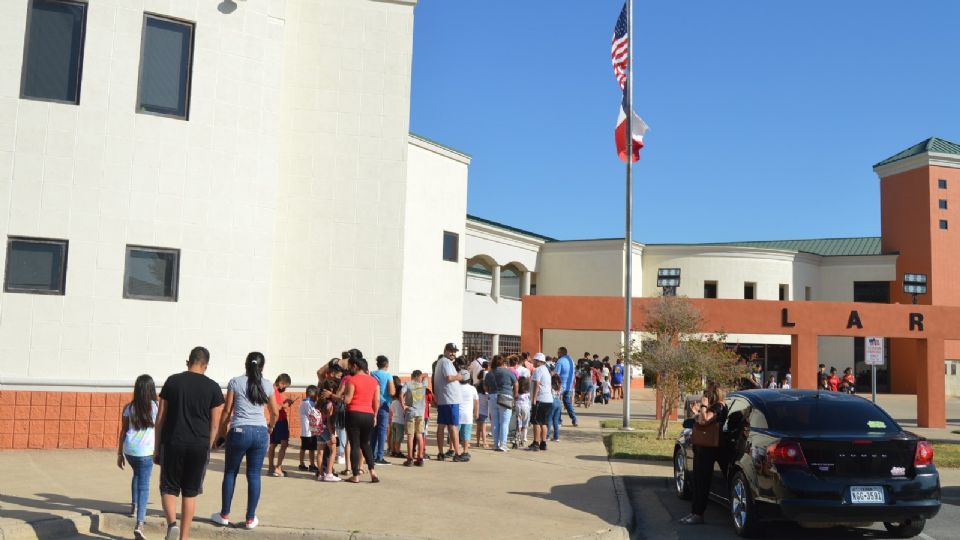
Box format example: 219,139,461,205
624,295,746,440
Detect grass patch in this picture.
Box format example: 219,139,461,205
932,442,960,468
603,420,682,461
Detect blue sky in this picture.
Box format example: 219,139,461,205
409,1,960,243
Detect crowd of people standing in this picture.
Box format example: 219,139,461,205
114,342,618,539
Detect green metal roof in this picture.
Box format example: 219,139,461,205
466,214,556,241
874,137,960,168
409,132,471,159
703,237,884,256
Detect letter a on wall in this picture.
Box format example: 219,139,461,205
847,310,863,329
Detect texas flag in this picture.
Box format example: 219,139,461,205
615,89,648,163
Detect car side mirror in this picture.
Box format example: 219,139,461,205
682,418,695,429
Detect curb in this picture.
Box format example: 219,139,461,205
0,513,96,540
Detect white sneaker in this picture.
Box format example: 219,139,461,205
323,473,342,482
210,513,229,526
164,524,179,540
336,455,345,465
245,517,259,530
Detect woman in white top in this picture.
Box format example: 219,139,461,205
116,375,158,540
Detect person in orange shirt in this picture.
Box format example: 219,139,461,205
827,367,841,392
841,367,856,394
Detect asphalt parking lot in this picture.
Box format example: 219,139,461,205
625,476,959,540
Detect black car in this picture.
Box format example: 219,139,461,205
673,389,940,538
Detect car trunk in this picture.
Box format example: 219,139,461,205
798,436,917,478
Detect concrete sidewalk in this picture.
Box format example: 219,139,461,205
0,401,632,540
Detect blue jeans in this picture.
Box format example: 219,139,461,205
337,427,347,457
490,399,513,449
125,454,153,523
549,400,562,440
562,391,578,425
220,425,268,520
370,403,390,461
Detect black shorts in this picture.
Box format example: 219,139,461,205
532,402,552,425
159,444,210,498
270,419,290,444
300,435,317,451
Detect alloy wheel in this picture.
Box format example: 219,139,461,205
674,451,685,495
731,478,748,530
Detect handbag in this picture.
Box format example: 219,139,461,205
496,392,515,409
690,417,720,448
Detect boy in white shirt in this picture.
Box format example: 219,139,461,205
298,385,320,473
457,371,479,458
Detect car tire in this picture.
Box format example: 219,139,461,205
883,518,926,538
673,447,692,500
729,471,760,538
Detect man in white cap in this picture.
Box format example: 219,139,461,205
528,352,554,452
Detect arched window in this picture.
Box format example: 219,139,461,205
501,264,522,299
466,256,494,295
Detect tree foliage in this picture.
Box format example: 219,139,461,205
624,295,747,439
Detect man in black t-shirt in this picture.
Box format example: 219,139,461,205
154,346,224,540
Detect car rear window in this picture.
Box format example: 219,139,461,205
763,396,899,434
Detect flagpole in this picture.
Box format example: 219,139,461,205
621,0,634,430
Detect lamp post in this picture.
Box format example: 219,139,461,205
657,268,681,297
903,273,928,304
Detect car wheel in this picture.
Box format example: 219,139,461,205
729,471,759,538
883,519,926,538
673,447,691,500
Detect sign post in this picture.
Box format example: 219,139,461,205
865,337,884,403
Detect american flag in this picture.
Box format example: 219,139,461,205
611,3,629,90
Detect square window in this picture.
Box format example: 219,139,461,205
940,220,949,230
703,281,717,299
442,231,459,262
123,246,179,301
20,0,87,103
940,199,948,210
137,14,195,119
4,237,68,294
939,179,948,189
744,282,756,300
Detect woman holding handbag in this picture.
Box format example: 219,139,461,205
483,355,519,452
680,381,727,525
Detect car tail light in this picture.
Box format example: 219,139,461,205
767,441,807,466
914,440,934,467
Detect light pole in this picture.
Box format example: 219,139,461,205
657,268,681,297
903,273,928,304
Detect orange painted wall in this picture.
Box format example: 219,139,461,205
0,390,308,451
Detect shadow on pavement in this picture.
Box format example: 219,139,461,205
509,475,621,527
942,485,960,507
0,494,127,540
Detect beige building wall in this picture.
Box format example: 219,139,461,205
399,136,468,374
0,0,286,386
269,0,417,380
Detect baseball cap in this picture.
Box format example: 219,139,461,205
533,352,546,363
444,342,459,352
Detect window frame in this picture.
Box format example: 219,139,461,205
778,284,789,301
122,244,181,302
136,12,196,120
703,281,717,299
19,0,88,105
3,236,69,295
940,219,949,230
939,199,948,210
744,282,756,300
939,179,948,189
442,231,459,263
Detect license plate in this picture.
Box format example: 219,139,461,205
850,486,885,504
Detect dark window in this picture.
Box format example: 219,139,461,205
703,281,717,299
442,231,458,262
779,284,789,301
499,335,521,356
952,363,957,376
939,199,948,210
763,395,899,433
4,237,68,294
21,0,87,103
853,281,890,303
500,265,521,299
462,332,493,361
137,14,194,119
744,282,755,300
123,246,179,301
940,220,949,230
804,286,812,301
939,179,948,189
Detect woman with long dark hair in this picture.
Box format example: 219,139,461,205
341,355,381,483
483,355,518,452
116,374,158,540
681,381,727,525
212,352,280,530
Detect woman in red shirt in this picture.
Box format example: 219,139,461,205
342,355,381,483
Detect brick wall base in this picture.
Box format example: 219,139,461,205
0,390,308,451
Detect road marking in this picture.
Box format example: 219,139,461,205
919,532,936,540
